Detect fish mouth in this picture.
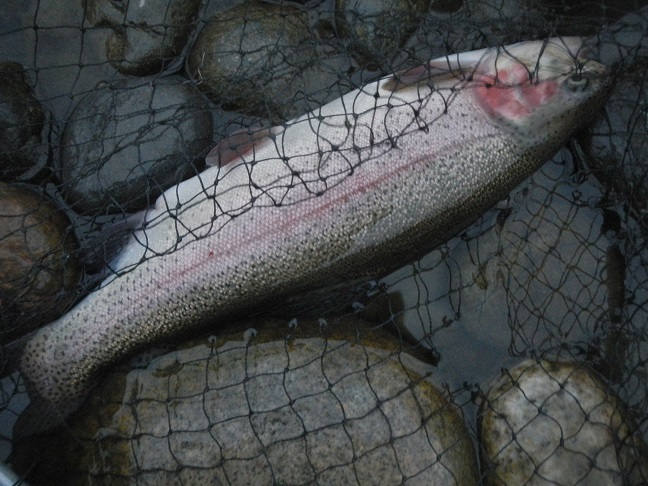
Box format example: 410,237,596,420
534,38,602,80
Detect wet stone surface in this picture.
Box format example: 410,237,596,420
584,61,648,230
336,0,431,71
0,182,81,346
187,1,349,122
0,62,49,180
479,359,648,485
12,318,479,485
84,0,202,76
60,76,213,216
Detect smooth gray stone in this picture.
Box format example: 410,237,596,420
12,319,479,485
336,0,431,71
84,0,202,76
187,1,349,122
0,62,48,180
583,55,648,229
60,76,213,215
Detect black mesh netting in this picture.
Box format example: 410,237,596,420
1,0,648,485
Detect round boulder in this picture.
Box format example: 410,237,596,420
583,63,648,228
479,359,648,485
0,62,49,180
60,76,213,216
0,182,81,345
335,0,430,71
84,0,202,76
12,318,479,485
187,2,342,122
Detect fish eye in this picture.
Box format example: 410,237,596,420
566,72,589,91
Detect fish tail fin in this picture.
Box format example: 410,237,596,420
12,393,86,439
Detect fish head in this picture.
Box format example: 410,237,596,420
469,37,612,142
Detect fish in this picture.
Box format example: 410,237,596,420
17,37,611,435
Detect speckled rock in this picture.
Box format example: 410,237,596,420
187,1,348,122
479,359,648,485
0,62,49,180
0,182,81,345
60,76,213,215
335,0,430,71
12,318,479,485
84,0,202,76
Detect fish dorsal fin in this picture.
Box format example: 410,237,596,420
205,125,284,167
382,47,493,92
77,210,146,275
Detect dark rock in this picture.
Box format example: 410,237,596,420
0,182,81,345
60,76,213,216
0,62,49,180
84,0,202,76
583,62,648,229
335,0,430,71
429,0,463,13
187,1,349,122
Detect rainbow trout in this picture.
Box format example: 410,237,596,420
19,37,610,433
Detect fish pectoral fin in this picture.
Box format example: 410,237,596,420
205,125,285,167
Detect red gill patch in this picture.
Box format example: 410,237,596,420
473,62,559,121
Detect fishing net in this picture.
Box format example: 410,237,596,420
1,0,648,484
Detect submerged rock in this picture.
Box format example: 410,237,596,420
84,0,202,76
12,318,479,485
187,1,348,122
584,61,648,230
60,76,213,216
0,183,81,346
0,62,49,180
479,359,648,485
335,0,430,71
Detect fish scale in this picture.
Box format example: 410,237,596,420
17,37,611,435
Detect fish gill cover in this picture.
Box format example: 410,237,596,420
0,0,647,484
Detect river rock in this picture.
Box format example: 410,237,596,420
12,318,479,485
335,0,430,71
60,76,213,216
0,183,81,345
0,62,49,180
479,359,648,485
584,61,648,229
84,0,202,76
187,1,347,122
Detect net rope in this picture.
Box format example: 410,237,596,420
1,0,648,484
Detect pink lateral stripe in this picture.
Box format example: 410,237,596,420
152,142,447,294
